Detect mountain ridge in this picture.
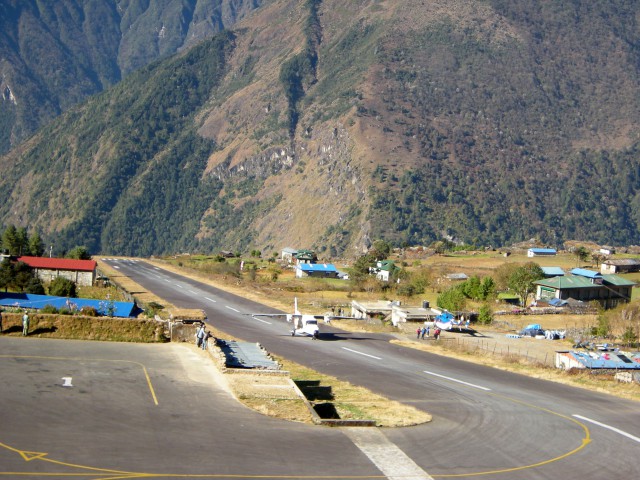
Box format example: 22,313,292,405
0,0,264,153
1,0,640,257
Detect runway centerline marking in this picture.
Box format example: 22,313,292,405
573,415,640,443
342,347,382,360
225,306,240,313
204,296,217,303
423,371,491,391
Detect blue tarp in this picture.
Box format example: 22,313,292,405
548,298,568,307
524,323,542,330
0,292,137,318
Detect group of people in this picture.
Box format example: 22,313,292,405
195,323,212,350
0,308,30,336
416,325,441,340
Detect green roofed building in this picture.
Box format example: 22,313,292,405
534,270,635,309
294,249,317,264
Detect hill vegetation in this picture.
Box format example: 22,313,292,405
1,0,640,257
0,0,263,153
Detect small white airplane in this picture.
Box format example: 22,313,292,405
249,298,322,339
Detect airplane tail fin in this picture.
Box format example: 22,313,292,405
294,297,300,315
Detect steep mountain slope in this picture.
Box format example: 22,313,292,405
1,0,639,257
0,0,263,153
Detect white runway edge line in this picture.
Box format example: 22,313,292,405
573,415,640,443
342,347,382,360
343,427,433,480
423,371,491,391
225,306,240,313
251,315,272,325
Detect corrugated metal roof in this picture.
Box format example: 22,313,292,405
603,258,640,266
217,340,280,369
528,248,557,254
299,263,337,272
17,256,97,272
541,267,565,276
570,268,601,278
560,350,640,370
601,274,637,287
534,276,594,289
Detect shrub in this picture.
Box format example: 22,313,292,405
41,304,59,314
478,303,493,325
49,277,77,297
80,306,98,317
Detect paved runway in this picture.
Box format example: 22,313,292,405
0,337,387,479
95,258,640,479
3,258,639,479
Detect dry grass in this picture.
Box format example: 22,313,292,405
276,355,431,427
391,338,640,402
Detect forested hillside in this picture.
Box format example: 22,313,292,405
0,0,263,153
1,0,639,257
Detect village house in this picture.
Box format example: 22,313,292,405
295,263,338,278
445,272,469,281
280,247,298,264
351,300,397,320
600,258,640,275
372,260,398,282
17,256,97,287
527,248,557,257
533,268,635,309
599,246,616,255
294,249,317,265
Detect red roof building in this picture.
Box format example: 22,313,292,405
17,256,97,286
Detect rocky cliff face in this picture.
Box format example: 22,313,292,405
0,0,264,154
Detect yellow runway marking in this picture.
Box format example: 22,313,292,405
423,374,591,478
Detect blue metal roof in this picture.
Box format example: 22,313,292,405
570,268,602,278
0,293,137,318
541,267,565,277
299,263,337,272
529,248,557,254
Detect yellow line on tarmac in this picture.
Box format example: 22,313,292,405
0,355,158,405
430,389,591,477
